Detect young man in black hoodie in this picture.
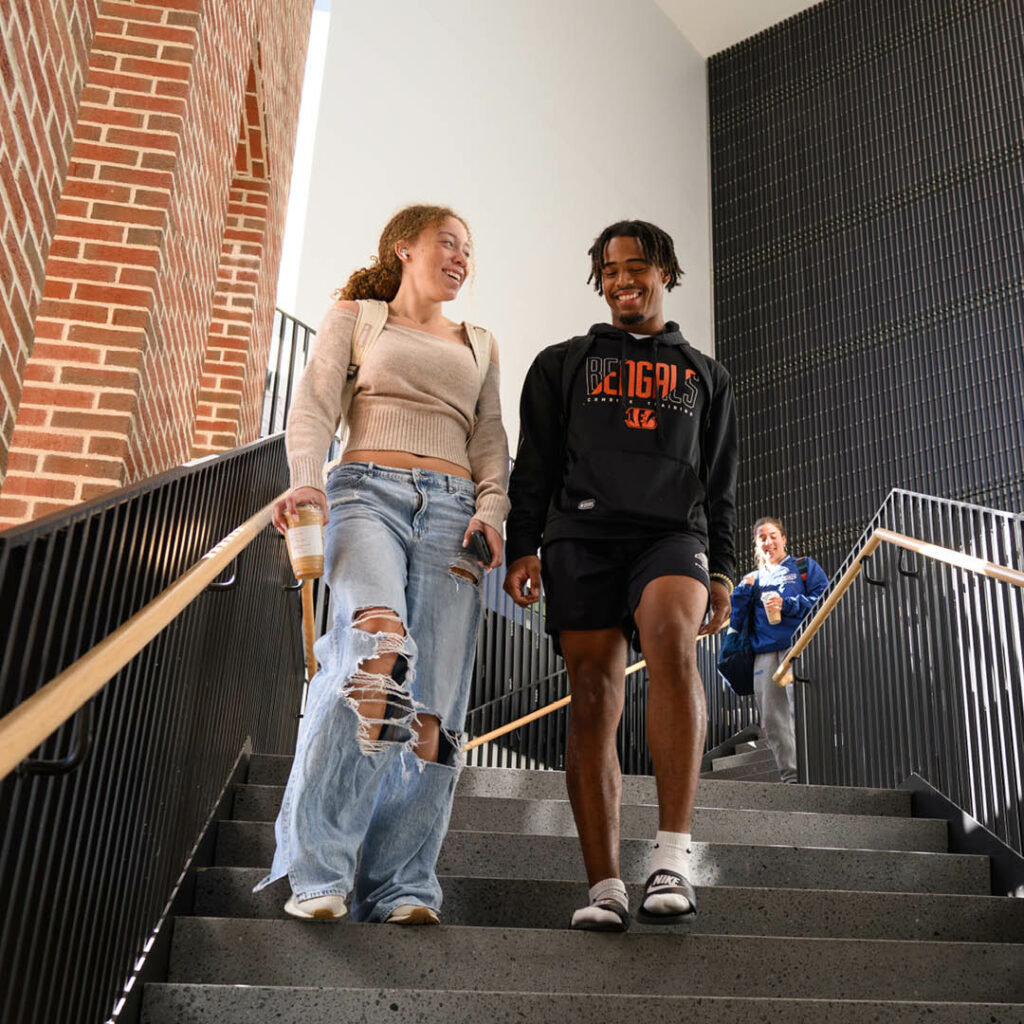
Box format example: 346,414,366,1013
503,220,737,931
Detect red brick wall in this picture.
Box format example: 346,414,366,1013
191,59,269,458
0,0,101,499
0,0,312,525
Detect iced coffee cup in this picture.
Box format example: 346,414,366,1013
285,504,324,579
761,591,782,625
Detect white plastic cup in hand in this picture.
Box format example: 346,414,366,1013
761,591,782,625
285,504,324,579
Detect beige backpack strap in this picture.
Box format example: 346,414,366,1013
348,298,390,375
463,321,494,390
338,299,390,440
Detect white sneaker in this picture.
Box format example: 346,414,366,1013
386,904,440,925
284,894,347,920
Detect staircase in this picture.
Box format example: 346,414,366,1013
142,755,1024,1022
702,736,782,782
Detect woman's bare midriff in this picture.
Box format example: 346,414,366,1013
343,449,472,481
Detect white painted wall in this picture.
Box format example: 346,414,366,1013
653,0,823,57
275,0,331,314
293,0,710,443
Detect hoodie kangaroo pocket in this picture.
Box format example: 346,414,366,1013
562,449,704,523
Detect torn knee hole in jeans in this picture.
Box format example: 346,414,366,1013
343,669,414,753
352,608,405,635
434,722,465,770
342,613,419,755
449,558,482,586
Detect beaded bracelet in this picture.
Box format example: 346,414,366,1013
709,572,735,595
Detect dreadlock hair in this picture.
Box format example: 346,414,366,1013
752,516,787,567
334,203,471,302
586,219,683,294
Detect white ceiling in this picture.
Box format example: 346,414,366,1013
653,0,824,57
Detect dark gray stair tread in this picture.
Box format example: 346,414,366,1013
141,985,1024,1024
245,757,911,816
166,921,1024,1002
703,763,784,781
181,758,1013,1023
461,766,907,814
247,753,292,784
194,867,1024,942
712,747,778,770
214,823,988,895
231,786,945,851
735,739,770,752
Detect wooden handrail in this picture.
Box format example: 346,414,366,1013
465,696,573,751
22,517,968,775
773,527,1024,686
301,580,318,681
464,658,648,751
0,496,284,781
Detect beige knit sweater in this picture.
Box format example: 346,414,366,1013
285,305,510,530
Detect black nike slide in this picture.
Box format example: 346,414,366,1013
636,869,698,925
570,897,631,932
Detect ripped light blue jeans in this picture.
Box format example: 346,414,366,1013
254,463,484,921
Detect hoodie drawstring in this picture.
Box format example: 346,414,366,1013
618,332,629,420
652,334,665,445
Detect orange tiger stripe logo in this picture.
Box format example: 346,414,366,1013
624,407,658,430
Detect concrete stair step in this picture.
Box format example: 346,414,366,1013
141,985,1024,1024
230,787,946,852
164,920,1024,1003
246,757,911,817
150,758,1019,1024
214,823,988,895
729,741,770,757
194,867,1024,942
703,762,783,782
457,766,898,813
712,747,777,771
700,725,763,770
735,739,771,753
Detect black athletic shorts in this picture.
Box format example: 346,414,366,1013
540,532,710,650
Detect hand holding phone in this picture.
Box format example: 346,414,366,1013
469,529,492,566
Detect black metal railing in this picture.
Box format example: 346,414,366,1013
261,308,317,437
792,487,1024,858
0,435,304,1024
465,572,571,769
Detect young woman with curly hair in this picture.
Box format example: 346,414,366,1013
255,204,509,924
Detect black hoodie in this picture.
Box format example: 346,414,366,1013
506,321,737,583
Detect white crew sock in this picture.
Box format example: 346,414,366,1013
644,831,692,915
650,830,691,876
589,877,628,905
571,877,628,928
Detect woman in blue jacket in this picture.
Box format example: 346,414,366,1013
729,517,828,782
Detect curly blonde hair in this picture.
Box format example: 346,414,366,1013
334,204,471,302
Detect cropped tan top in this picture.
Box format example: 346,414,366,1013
285,305,510,530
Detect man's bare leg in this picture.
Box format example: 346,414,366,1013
560,627,629,882
559,626,630,929
632,574,709,921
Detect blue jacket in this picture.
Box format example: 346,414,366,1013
729,555,829,653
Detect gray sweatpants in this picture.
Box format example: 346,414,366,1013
753,650,797,783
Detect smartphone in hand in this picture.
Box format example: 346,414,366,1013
469,529,492,566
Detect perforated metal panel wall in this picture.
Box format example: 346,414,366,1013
709,0,1024,574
